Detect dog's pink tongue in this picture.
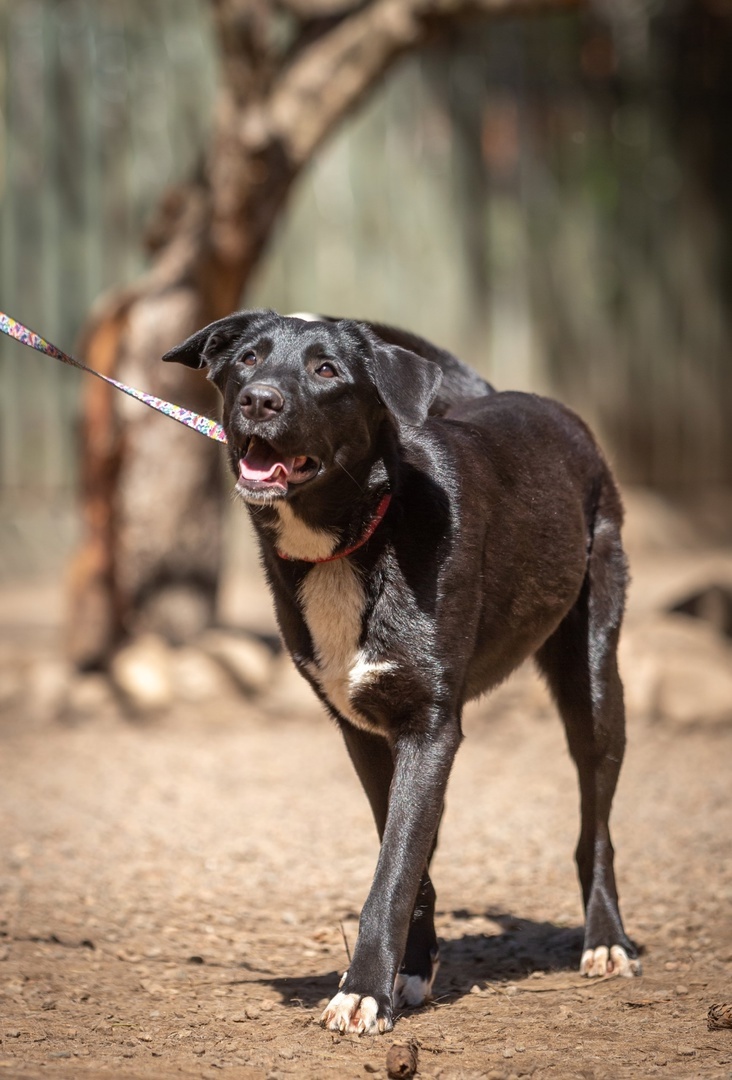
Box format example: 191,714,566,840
240,439,295,485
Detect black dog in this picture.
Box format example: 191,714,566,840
163,311,640,1034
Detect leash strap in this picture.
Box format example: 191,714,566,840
1,309,393,561
0,310,228,444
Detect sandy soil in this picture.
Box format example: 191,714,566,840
1,517,731,1079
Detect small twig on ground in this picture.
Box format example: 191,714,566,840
339,921,352,965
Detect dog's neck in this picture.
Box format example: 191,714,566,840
250,444,396,564
275,494,392,564
246,424,402,564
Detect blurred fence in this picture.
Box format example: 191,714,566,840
0,2,501,509
0,0,217,498
252,14,732,493
1,1,731,520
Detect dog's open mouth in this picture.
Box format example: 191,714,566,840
237,435,320,495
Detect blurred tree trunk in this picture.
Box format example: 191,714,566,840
67,0,581,669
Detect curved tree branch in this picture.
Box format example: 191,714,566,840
265,0,583,164
69,0,584,668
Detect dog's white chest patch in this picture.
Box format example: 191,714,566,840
298,559,393,731
275,503,337,561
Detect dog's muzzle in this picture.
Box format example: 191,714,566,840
237,435,320,496
239,383,285,423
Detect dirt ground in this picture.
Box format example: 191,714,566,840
1,496,731,1080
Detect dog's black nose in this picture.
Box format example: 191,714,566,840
240,383,285,422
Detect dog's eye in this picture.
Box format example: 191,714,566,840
315,362,338,378
241,351,257,367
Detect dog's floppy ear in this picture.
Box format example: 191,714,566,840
161,324,216,370
163,310,268,369
162,312,254,370
372,345,443,427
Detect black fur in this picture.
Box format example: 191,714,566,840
163,310,639,1033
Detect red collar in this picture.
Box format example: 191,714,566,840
277,494,392,564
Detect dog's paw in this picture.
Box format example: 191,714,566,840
580,944,641,978
393,949,439,1008
393,973,432,1008
320,991,393,1035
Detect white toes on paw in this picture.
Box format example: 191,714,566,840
581,945,609,977
393,973,432,1008
320,992,390,1035
580,944,641,978
609,944,642,977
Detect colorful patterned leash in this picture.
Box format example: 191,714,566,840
0,310,228,444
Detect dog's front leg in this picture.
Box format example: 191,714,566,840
321,718,462,1035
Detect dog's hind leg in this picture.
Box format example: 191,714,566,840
535,490,640,979
339,722,441,1011
394,854,441,1008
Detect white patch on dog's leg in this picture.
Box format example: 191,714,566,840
393,974,431,1008
580,944,640,978
320,992,387,1035
348,652,396,694
393,950,439,1008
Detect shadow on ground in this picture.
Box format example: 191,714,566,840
258,912,587,1010
438,911,586,989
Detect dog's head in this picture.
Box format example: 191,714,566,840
162,310,442,504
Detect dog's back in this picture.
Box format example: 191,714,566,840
393,389,622,700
